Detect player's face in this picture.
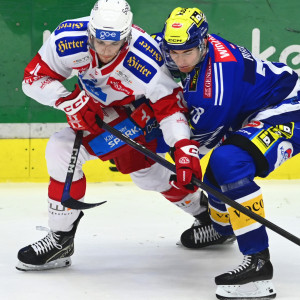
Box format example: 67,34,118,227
93,39,125,64
170,47,201,73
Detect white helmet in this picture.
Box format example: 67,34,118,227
89,0,133,41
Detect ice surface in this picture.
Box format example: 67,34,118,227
0,180,299,300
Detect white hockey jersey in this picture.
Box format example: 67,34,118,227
22,17,190,146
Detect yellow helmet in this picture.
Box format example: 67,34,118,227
163,7,208,50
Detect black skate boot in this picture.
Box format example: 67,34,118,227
215,248,276,299
180,192,236,249
16,212,83,271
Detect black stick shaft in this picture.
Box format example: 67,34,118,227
96,115,300,246
61,130,106,210
61,130,83,203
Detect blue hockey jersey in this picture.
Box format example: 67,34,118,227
182,34,299,155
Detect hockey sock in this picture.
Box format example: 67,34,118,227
222,179,269,254
161,187,204,216
48,176,86,232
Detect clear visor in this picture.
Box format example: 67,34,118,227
162,39,207,73
161,42,179,71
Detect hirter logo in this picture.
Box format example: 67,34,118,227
172,22,183,28
107,77,134,95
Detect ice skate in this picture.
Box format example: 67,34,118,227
215,248,276,299
180,192,236,248
180,220,236,249
16,212,83,271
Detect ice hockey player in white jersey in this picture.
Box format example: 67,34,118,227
159,6,300,300
16,0,229,272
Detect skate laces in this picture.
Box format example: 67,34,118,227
193,224,221,243
228,255,252,274
31,227,62,255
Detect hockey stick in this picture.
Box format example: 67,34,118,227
95,115,300,246
61,130,106,210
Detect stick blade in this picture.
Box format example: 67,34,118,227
62,198,107,210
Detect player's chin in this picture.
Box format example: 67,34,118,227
178,66,194,73
99,55,115,64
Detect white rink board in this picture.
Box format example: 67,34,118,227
0,180,299,300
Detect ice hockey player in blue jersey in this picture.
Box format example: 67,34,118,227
159,6,300,300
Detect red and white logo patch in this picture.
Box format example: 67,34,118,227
107,77,134,95
73,63,90,73
245,121,263,128
130,103,154,128
179,157,190,164
208,36,237,63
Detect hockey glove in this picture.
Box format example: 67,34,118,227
55,84,103,135
170,139,202,193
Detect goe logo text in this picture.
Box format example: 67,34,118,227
95,30,120,41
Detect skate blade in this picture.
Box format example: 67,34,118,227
16,257,72,271
216,280,276,299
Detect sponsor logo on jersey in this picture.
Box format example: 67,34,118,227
123,51,157,83
107,77,134,95
88,118,143,156
238,45,254,61
204,57,212,98
253,123,294,153
55,36,88,57
115,69,133,84
237,45,256,84
72,63,90,73
95,29,120,41
55,21,88,35
73,56,90,65
80,77,107,102
275,141,293,168
130,103,154,129
257,130,275,148
245,120,263,128
40,77,55,89
134,37,163,66
189,67,200,91
208,35,237,62
239,129,252,135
